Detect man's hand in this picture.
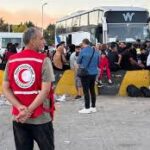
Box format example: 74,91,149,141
15,106,32,123
18,105,27,112
138,63,145,68
114,62,120,65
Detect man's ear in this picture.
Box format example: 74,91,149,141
30,38,35,45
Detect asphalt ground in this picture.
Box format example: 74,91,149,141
1,95,150,150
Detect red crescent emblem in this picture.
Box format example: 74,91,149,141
18,69,28,84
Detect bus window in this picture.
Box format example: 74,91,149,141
72,16,80,32
2,38,21,49
80,14,88,26
72,16,80,27
60,21,66,33
89,11,99,25
66,19,72,32
66,19,72,28
56,22,61,34
66,18,72,32
98,11,103,24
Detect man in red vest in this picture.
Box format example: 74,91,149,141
2,27,55,150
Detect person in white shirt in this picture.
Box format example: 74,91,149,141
70,45,83,99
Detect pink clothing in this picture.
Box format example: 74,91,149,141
98,57,111,80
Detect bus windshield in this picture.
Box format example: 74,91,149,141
107,23,150,42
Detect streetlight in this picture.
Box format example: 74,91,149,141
42,2,48,35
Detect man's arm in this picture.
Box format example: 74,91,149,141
117,54,122,65
28,57,54,112
77,50,83,64
2,81,27,111
70,53,76,69
2,61,26,110
62,54,67,63
129,57,145,68
28,82,51,113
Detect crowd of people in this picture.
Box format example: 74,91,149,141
2,26,150,149
49,39,150,88
2,38,150,100
0,43,19,65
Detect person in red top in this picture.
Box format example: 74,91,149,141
98,52,112,85
3,27,55,150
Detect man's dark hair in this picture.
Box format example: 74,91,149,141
75,45,81,49
56,41,65,48
23,27,39,45
82,38,90,45
15,43,19,47
110,43,117,49
136,39,141,43
101,51,106,55
126,43,132,49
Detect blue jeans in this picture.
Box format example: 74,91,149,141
13,121,54,150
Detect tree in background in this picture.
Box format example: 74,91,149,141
44,24,55,45
0,18,55,45
0,18,10,32
12,21,35,32
25,21,35,28
12,23,27,32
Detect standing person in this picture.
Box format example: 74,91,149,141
70,45,83,99
53,42,67,83
52,42,67,102
77,39,99,114
2,27,55,150
2,43,17,70
15,43,21,53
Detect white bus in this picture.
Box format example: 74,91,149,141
0,32,24,56
55,6,150,45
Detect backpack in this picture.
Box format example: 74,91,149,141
126,84,142,97
140,86,150,97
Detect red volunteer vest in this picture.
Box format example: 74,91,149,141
8,49,55,118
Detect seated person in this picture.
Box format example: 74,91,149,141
108,44,122,71
139,44,148,68
120,43,145,70
118,42,126,54
98,52,112,85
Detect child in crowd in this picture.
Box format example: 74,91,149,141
98,52,112,86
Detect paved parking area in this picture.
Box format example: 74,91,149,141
1,96,150,150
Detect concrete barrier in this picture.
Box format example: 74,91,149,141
1,69,149,97
0,70,4,94
0,69,79,96
54,69,99,96
55,70,78,96
119,70,150,96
